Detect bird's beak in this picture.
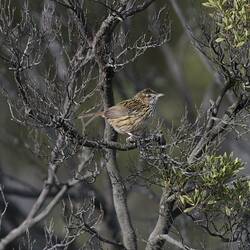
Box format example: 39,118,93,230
157,93,164,98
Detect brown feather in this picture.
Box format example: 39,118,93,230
78,111,104,119
104,105,129,119
77,88,164,137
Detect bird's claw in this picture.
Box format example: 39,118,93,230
126,136,136,143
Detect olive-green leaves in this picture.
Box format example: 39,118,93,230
179,153,249,214
202,0,249,48
201,153,244,186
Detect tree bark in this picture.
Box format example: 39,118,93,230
146,190,175,250
99,65,137,250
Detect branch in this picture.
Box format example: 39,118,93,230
205,80,233,132
123,0,157,17
55,115,167,152
54,118,137,150
0,132,75,250
187,213,236,243
169,0,222,86
188,94,249,164
53,0,93,44
97,74,137,248
104,149,137,250
0,147,97,250
0,186,8,232
147,11,194,122
0,184,68,250
146,190,177,250
154,234,197,250
92,2,129,49
83,222,125,249
94,9,138,248
92,0,157,50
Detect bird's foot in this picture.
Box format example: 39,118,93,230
126,134,138,143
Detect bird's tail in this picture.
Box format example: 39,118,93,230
77,111,104,119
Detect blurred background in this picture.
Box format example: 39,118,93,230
0,0,249,249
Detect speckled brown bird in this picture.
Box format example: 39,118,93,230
79,88,164,140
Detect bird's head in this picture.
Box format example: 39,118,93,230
134,88,164,105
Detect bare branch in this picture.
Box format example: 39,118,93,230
0,186,8,233
188,95,249,164
146,190,176,250
123,0,157,17
153,234,197,250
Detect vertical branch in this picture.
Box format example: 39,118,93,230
96,40,137,250
146,190,177,250
0,186,8,233
104,150,137,250
89,1,144,248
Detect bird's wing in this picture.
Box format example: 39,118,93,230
122,99,145,115
104,104,129,119
104,99,144,119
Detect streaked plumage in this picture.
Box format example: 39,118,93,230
80,88,164,139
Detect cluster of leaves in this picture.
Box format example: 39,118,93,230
180,153,250,217
140,124,250,244
202,0,249,47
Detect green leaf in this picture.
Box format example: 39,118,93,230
179,195,185,205
215,37,225,43
225,24,233,30
202,2,216,8
225,206,232,216
207,199,217,205
180,195,194,206
184,206,195,213
236,41,246,47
